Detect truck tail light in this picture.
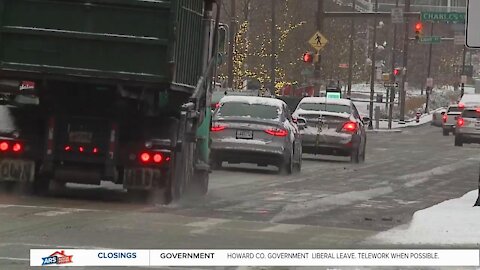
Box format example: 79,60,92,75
442,114,448,123
265,128,288,137
139,151,167,164
0,142,9,151
0,141,23,153
12,143,22,152
341,121,358,133
457,117,465,127
140,152,150,163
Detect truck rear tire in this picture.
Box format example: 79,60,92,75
32,175,50,195
189,170,209,197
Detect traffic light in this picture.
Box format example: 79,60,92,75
302,52,313,63
393,68,401,77
415,22,423,41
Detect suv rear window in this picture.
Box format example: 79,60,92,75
462,110,480,119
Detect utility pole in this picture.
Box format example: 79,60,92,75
347,0,356,98
270,0,276,95
227,0,236,88
315,0,324,96
388,0,399,130
424,23,434,114
368,0,378,130
399,0,411,124
461,45,467,97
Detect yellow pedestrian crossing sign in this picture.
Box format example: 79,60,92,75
309,31,328,51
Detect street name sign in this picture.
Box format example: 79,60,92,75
466,0,480,48
384,82,399,88
421,12,465,23
419,36,441,44
454,34,466,46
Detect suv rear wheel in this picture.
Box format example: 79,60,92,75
455,135,463,147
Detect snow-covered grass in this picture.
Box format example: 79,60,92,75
366,190,480,246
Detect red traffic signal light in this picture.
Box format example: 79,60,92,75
415,22,423,32
393,68,400,76
302,52,313,63
415,22,423,40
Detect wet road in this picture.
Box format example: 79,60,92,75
0,124,479,269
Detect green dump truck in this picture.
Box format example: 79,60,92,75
0,0,224,203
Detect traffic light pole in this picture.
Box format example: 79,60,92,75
399,0,411,124
461,45,467,97
388,0,399,130
368,0,378,130
347,0,356,98
424,23,434,114
315,0,324,96
227,0,236,88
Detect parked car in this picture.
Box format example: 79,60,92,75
454,107,480,147
210,96,302,174
431,108,447,127
442,105,462,136
292,97,367,163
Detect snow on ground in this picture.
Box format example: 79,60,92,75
366,190,480,245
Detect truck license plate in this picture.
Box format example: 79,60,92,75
236,130,253,139
69,131,93,143
0,159,34,182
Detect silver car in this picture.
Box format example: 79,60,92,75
292,97,367,163
455,107,480,146
442,105,462,136
210,96,302,174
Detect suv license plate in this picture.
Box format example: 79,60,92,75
236,130,253,139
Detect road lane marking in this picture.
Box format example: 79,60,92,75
271,187,393,223
34,209,86,217
186,218,230,234
0,204,104,212
260,224,307,233
0,257,29,261
0,242,109,249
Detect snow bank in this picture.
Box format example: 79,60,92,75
367,190,480,245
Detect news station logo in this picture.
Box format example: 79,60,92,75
41,250,73,266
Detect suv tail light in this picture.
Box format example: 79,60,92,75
442,114,448,123
457,117,465,127
265,128,288,137
341,121,358,133
211,124,226,132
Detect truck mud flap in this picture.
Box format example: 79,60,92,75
124,168,162,190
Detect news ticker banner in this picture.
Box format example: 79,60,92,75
31,249,479,267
